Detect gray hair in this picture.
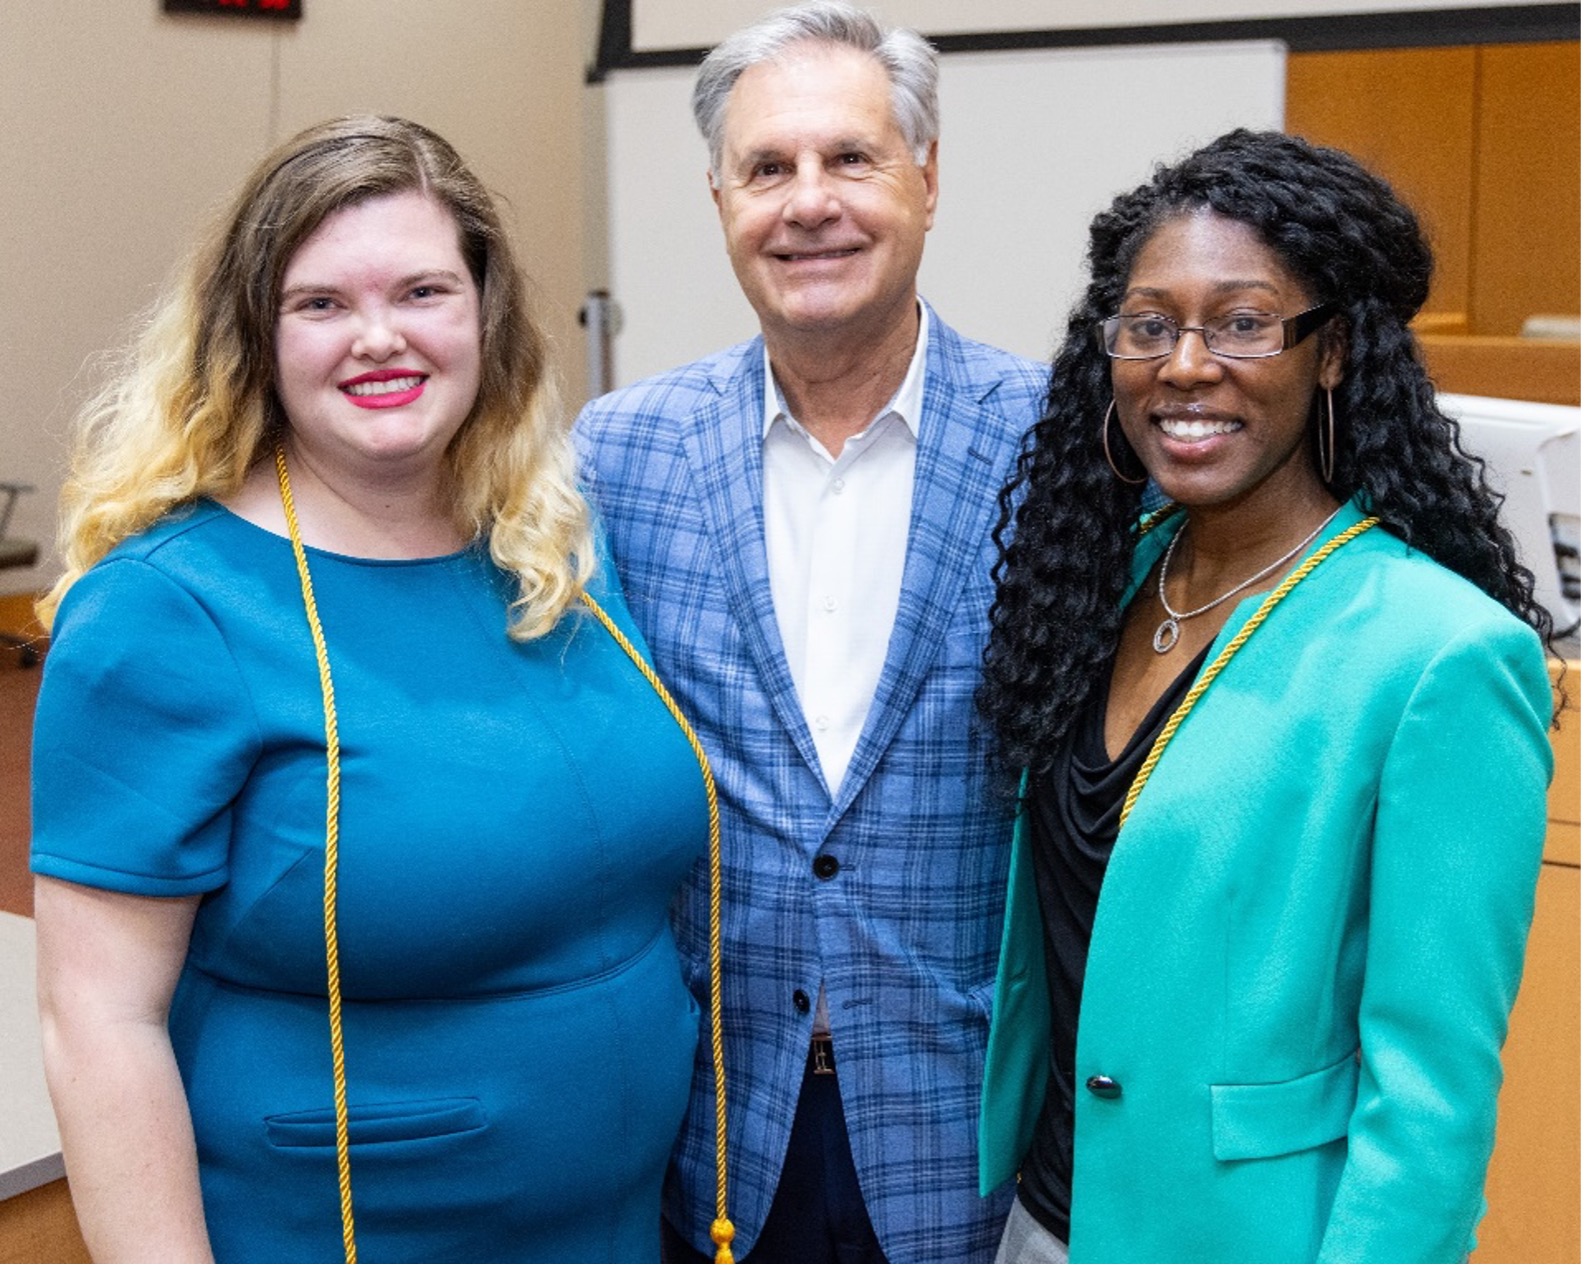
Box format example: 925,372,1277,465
692,1,940,186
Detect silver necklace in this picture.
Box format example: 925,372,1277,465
1153,508,1339,653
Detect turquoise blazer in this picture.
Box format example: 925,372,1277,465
979,501,1553,1263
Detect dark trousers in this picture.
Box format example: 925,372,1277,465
663,1045,886,1264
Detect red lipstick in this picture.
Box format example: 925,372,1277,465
339,368,427,410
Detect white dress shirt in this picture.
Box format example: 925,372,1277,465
762,305,929,796
762,308,929,1042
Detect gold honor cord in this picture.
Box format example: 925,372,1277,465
1118,515,1380,829
274,447,357,1263
274,446,735,1264
579,595,736,1264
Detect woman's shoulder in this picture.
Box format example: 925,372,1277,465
58,502,272,638
1331,524,1537,642
102,499,257,571
1297,525,1552,721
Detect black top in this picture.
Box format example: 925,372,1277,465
1016,645,1209,1242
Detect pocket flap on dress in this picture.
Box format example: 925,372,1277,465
1210,1052,1358,1161
265,1097,487,1148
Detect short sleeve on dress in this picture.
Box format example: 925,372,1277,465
31,556,261,896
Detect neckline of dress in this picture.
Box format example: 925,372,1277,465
201,497,479,566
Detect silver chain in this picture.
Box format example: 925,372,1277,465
1153,508,1339,653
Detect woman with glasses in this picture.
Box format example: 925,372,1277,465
976,129,1554,1263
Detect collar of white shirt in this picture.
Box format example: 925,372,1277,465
760,302,930,446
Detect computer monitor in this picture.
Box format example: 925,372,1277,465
1439,392,1581,637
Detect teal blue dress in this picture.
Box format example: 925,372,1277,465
31,502,706,1264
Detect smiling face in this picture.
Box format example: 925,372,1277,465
1111,210,1344,513
273,189,483,484
712,41,938,351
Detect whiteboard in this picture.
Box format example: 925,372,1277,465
603,39,1285,384
633,0,1556,51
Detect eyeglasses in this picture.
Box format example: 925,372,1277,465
1096,303,1335,360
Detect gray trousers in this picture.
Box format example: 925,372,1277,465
994,1196,1070,1264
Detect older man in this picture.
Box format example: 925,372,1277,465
576,4,1046,1260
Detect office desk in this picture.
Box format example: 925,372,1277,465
0,911,86,1262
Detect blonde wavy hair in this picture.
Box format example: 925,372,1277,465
42,115,593,639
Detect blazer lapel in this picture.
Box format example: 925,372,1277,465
828,320,1022,821
676,344,827,784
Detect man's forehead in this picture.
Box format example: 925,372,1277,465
720,50,899,156
724,42,887,111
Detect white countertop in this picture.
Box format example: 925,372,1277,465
0,910,65,1199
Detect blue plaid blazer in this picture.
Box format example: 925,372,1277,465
575,308,1047,1262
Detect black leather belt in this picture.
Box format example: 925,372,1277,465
810,1035,835,1076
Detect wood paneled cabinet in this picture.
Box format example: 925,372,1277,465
1288,41,1581,404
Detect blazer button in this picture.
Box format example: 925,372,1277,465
1086,1075,1122,1099
812,855,840,880
792,989,811,1013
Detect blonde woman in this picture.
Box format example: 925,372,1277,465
32,116,708,1263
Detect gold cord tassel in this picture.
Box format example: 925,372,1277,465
581,596,736,1263
275,446,358,1263
275,440,733,1263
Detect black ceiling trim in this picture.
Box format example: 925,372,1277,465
589,3,1578,81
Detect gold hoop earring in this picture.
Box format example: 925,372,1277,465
1102,401,1147,485
1318,388,1336,484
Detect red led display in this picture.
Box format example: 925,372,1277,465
163,0,302,18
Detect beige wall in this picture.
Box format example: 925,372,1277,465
0,0,598,594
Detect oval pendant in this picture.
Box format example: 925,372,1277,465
1152,618,1180,654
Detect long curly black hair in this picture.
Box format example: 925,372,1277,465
979,128,1555,774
